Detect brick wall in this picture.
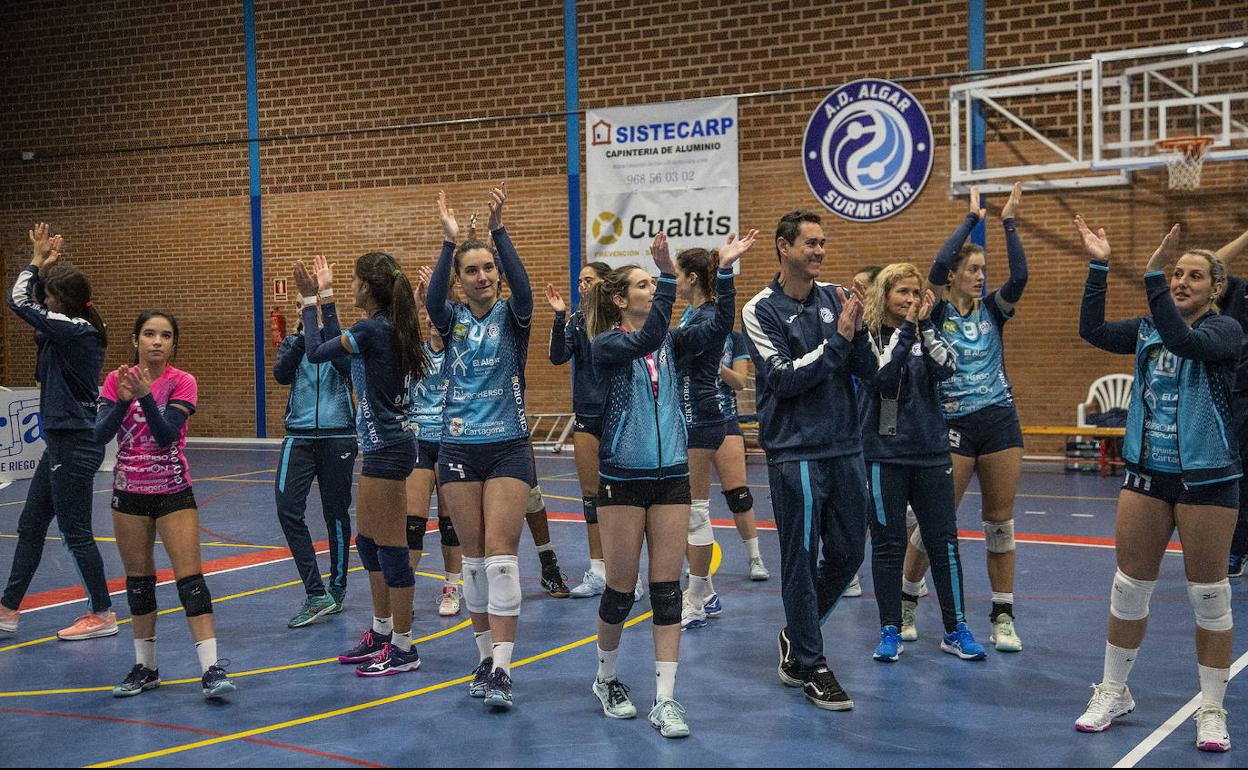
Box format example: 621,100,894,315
2,0,1245,449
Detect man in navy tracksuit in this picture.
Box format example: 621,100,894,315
742,210,877,711
273,322,358,628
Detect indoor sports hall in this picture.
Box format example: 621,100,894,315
0,1,1245,767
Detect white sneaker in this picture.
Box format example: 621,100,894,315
1195,706,1231,752
648,697,690,738
680,597,707,630
592,677,637,719
900,600,919,642
1075,683,1135,733
570,570,606,599
748,557,770,581
438,584,461,617
843,575,863,598
991,614,1023,652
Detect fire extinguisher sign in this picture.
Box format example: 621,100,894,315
273,278,288,303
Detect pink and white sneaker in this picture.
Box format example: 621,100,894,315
0,605,19,634
58,611,119,641
438,584,462,617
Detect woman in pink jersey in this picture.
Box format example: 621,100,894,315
95,310,236,700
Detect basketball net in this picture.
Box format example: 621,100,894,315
1155,136,1213,191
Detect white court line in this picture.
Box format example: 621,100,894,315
1072,513,1096,518
1025,510,1047,515
1114,650,1248,767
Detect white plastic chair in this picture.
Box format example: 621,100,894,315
1077,374,1134,428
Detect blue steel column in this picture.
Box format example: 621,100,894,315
244,0,267,437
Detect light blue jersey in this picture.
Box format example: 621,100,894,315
407,344,447,443
935,292,1015,418
1140,346,1181,472
440,299,531,444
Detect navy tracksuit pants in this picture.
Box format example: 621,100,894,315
275,437,356,596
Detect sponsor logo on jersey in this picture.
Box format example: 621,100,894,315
452,323,468,342
820,307,834,323
449,417,465,437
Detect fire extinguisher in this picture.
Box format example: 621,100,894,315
270,307,287,347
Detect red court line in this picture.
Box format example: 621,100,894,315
0,708,385,768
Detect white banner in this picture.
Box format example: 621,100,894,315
586,96,739,273
0,388,117,483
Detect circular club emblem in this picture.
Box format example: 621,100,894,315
803,79,933,223
820,307,834,324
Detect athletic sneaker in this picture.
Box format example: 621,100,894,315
201,662,236,699
873,625,903,662
0,605,18,633
991,613,1023,652
468,658,493,698
702,593,723,618
337,628,391,664
541,565,571,598
484,668,514,710
1230,553,1247,579
940,622,988,661
592,677,637,719
288,594,337,629
326,586,346,615
777,628,802,687
680,597,707,630
356,643,421,677
749,557,770,581
803,666,853,711
648,697,690,738
438,584,462,617
843,575,863,598
1195,706,1231,752
900,600,919,642
112,664,160,697
570,570,606,598
1075,683,1135,732
58,611,118,641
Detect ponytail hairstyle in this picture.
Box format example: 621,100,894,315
584,265,642,339
131,309,178,364
676,247,717,300
44,264,107,346
1181,248,1227,313
863,262,925,335
355,252,428,380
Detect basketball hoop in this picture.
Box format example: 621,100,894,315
1154,136,1214,190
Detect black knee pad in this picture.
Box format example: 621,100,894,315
175,574,213,617
723,486,754,515
126,575,157,617
355,534,381,572
649,581,681,626
597,585,636,625
438,515,459,547
406,516,428,551
379,546,416,588
582,495,599,524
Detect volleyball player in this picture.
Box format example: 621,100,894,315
1,224,114,641
99,311,235,699
1075,217,1238,752
1211,225,1248,578
298,252,428,677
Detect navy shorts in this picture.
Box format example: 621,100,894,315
724,419,742,438
946,404,1024,458
1122,468,1240,509
574,414,603,439
687,421,727,451
361,435,418,481
414,440,441,472
112,488,197,519
438,438,535,486
598,475,692,509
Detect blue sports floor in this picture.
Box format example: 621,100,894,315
0,444,1244,767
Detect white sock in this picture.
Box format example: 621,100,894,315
1199,664,1230,710
597,645,619,682
445,572,461,588
744,537,761,560
1102,642,1138,692
688,574,713,605
492,642,514,674
536,542,553,554
134,637,156,669
373,616,394,635
655,661,678,701
590,559,606,578
474,631,493,663
194,638,218,674
991,592,1015,606
392,630,412,653
902,578,923,598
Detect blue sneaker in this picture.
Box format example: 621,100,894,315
113,664,160,697
355,643,421,677
872,625,903,662
1230,553,1247,578
484,668,514,710
702,593,723,618
201,661,236,700
338,628,390,664
941,622,988,661
468,658,493,698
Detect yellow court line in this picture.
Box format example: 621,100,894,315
87,543,723,768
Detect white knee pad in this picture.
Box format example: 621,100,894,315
1110,569,1156,622
687,499,715,548
461,556,489,615
983,519,1016,554
527,485,545,515
908,522,927,554
905,505,917,529
485,554,522,617
1188,579,1234,632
